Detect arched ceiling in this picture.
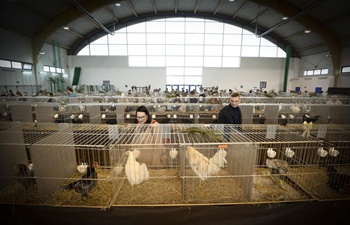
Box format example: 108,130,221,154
1,0,350,59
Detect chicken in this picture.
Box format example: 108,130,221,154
279,114,288,126
125,150,150,186
266,158,290,190
178,104,187,113
186,146,227,182
207,148,227,175
60,162,99,197
302,114,321,123
14,163,36,189
258,114,266,124
290,105,300,113
156,105,166,113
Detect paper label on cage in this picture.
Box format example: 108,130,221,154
316,124,327,139
108,125,120,140
266,125,277,139
218,145,228,149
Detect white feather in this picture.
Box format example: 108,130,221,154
186,146,227,181
125,151,150,185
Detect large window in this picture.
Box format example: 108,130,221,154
78,17,286,86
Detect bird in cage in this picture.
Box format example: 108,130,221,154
14,163,36,189
279,114,288,126
186,146,227,183
302,114,321,123
266,158,290,190
60,162,99,197
125,150,150,186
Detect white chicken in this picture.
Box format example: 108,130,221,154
290,105,300,113
156,105,166,113
125,150,150,186
186,146,227,182
178,104,187,113
207,148,227,175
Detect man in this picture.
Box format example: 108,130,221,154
326,95,342,105
218,92,242,124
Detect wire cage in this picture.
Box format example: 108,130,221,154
0,123,349,209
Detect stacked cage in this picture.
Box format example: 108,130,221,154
307,124,350,199
109,124,181,205
1,123,349,208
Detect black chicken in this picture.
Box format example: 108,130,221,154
60,162,99,197
14,163,36,189
302,114,321,123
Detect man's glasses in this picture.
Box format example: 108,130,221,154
137,116,147,120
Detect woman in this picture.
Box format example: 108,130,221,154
47,92,55,102
136,105,159,125
132,106,165,166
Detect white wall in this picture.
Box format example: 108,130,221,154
203,68,286,93
70,56,296,93
78,67,166,92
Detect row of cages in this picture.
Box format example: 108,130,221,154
0,122,349,208
1,102,350,125
1,95,350,104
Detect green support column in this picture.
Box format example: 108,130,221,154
283,45,291,92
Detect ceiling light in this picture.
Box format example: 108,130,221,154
229,0,235,2
63,26,69,30
304,30,311,33
115,3,121,6
282,16,288,20
39,51,45,55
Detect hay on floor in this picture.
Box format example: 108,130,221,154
44,168,114,207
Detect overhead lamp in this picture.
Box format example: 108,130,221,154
115,3,121,6
304,29,311,33
282,16,288,20
63,26,69,30
39,51,45,55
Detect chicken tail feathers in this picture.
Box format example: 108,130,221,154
60,181,78,191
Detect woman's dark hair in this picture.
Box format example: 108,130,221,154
136,105,152,123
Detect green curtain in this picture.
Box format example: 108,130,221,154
72,67,81,86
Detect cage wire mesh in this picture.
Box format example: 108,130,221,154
0,123,349,208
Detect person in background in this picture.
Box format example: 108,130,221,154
218,92,243,139
326,95,342,105
136,105,159,126
67,87,77,97
8,90,15,97
66,87,77,103
47,92,55,102
218,92,242,124
132,105,160,144
16,91,27,101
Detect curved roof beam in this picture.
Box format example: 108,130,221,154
32,0,118,60
249,0,341,86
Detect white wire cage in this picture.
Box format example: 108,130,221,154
0,123,349,208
